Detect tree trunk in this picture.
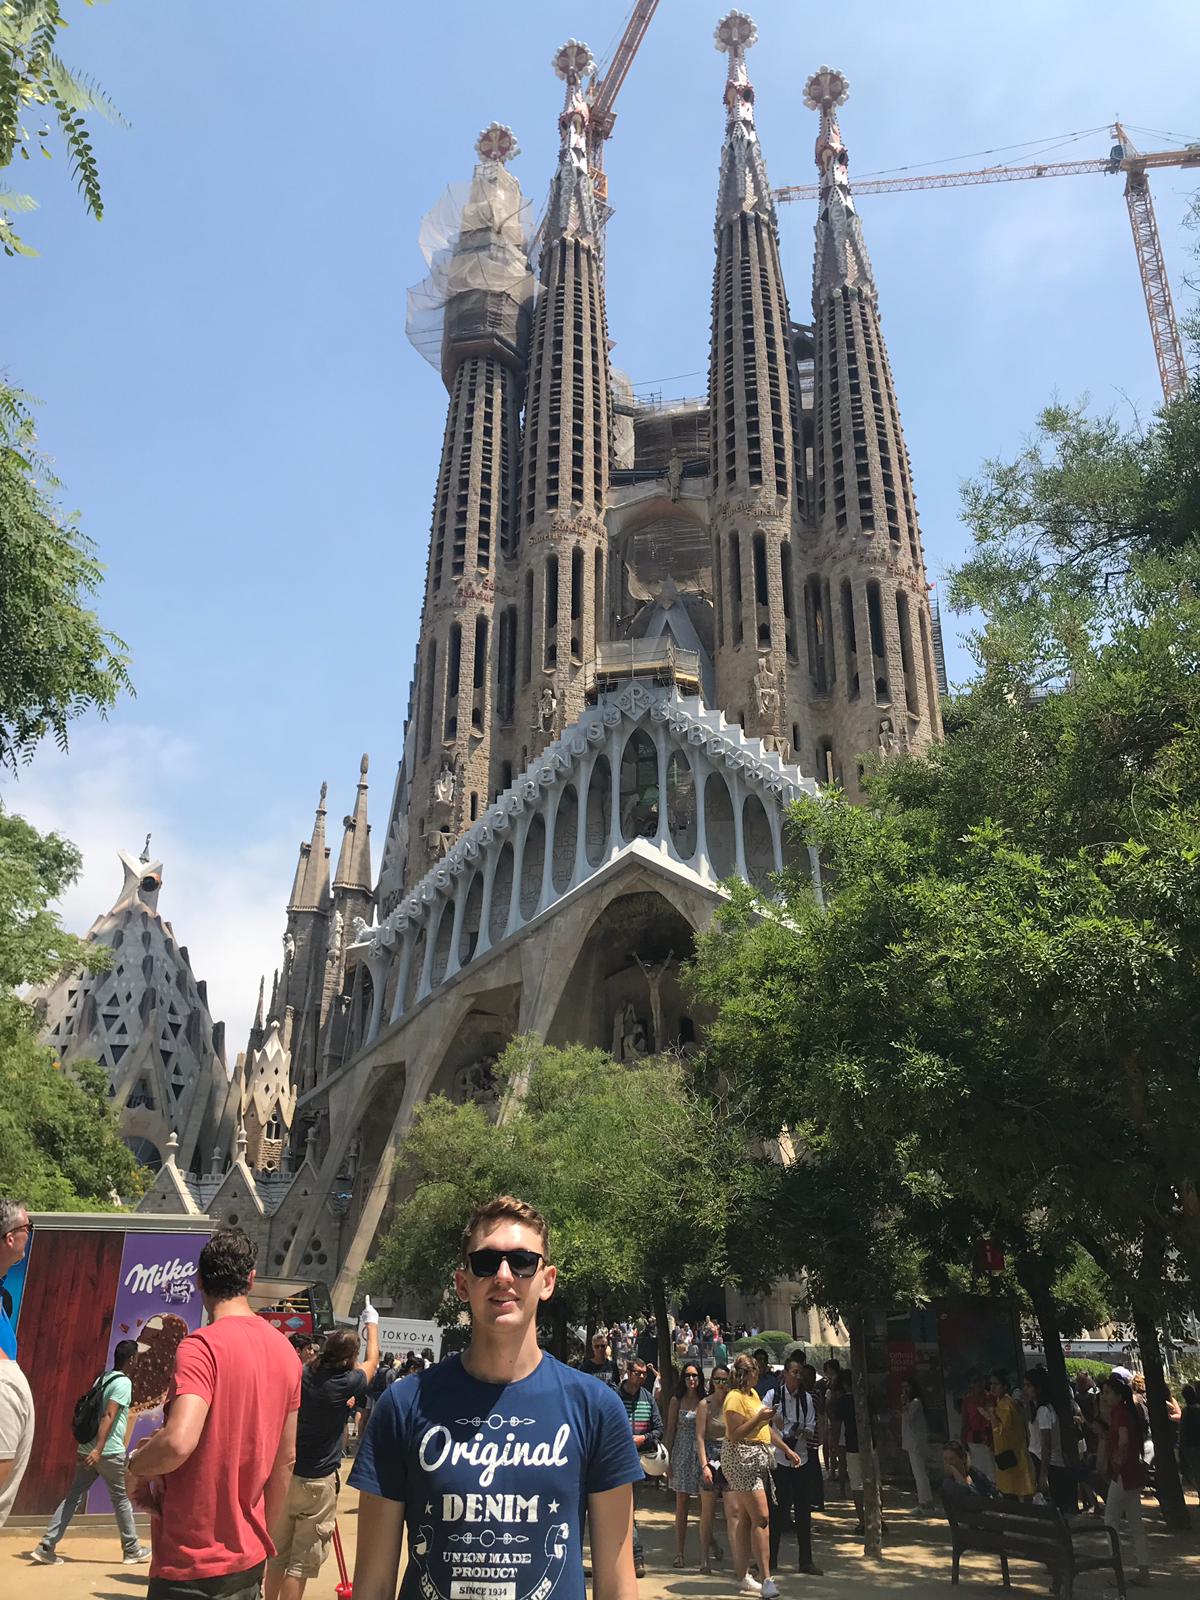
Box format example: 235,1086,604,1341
850,1309,883,1560
1130,1302,1190,1532
1020,1258,1075,1462
548,1299,569,1364
652,1278,673,1392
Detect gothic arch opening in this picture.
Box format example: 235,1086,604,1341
665,749,697,859
489,841,514,946
545,892,709,1059
459,872,484,967
620,729,659,843
552,784,578,894
743,792,775,892
519,813,546,922
585,755,612,866
704,773,736,879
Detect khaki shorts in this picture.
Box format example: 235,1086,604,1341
268,1472,338,1578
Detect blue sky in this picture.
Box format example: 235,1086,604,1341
4,0,1198,1056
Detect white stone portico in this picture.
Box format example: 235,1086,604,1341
355,682,821,1045
280,683,821,1312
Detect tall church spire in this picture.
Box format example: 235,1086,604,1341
290,782,331,913
333,753,372,894
407,126,533,879
708,11,806,757
805,67,942,790
543,40,601,248
506,40,612,761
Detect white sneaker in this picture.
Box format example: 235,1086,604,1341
123,1545,151,1564
762,1581,781,1599
739,1578,763,1597
30,1546,63,1565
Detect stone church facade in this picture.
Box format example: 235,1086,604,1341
128,14,943,1332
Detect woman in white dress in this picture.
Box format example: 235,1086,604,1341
900,1377,934,1510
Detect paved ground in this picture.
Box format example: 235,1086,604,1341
4,1482,1200,1599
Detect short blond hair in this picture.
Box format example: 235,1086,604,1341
461,1195,550,1260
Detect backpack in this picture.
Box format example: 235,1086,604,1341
72,1370,116,1446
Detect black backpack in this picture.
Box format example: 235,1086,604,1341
72,1370,115,1445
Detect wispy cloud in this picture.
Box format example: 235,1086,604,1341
2,724,296,1065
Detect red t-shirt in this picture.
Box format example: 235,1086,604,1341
1106,1400,1146,1490
151,1314,301,1580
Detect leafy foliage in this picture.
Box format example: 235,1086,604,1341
0,381,132,773
0,0,126,254
365,1039,776,1342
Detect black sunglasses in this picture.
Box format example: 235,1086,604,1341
466,1247,545,1279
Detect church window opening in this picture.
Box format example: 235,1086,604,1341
444,623,462,739
753,531,771,646
471,614,488,731
460,872,484,965
593,546,604,649
841,579,859,699
470,792,478,822
265,1116,280,1143
570,546,583,661
497,606,516,723
730,532,744,645
780,542,797,659
543,554,559,668
128,1077,154,1109
896,589,917,713
619,730,659,843
743,792,774,891
816,738,837,786
521,571,534,685
866,580,890,702
489,842,514,946
805,574,830,694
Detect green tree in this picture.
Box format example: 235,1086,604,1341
366,1038,775,1375
0,382,132,773
0,805,142,1206
1,0,125,255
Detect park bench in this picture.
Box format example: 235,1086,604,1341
942,1492,1126,1600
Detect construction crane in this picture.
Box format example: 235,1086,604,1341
586,0,661,207
775,124,1199,402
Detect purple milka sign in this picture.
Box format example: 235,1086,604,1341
86,1230,204,1512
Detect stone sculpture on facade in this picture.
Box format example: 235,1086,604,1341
754,659,779,717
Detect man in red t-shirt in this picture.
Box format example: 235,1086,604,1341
1102,1373,1151,1586
127,1227,302,1600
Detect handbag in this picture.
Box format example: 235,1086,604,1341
994,1449,1017,1471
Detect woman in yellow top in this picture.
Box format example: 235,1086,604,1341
983,1371,1036,1499
720,1354,801,1598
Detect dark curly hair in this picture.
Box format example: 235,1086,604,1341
197,1227,256,1301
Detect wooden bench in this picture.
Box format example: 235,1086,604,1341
943,1491,1126,1600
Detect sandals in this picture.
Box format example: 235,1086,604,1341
673,1555,686,1568
699,1562,713,1575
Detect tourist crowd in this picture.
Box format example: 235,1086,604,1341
2,1193,1200,1598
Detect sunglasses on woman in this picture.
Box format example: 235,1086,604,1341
466,1247,545,1278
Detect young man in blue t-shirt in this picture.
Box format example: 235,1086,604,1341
350,1195,642,1600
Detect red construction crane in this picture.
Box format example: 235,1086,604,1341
586,0,661,205
775,125,1199,403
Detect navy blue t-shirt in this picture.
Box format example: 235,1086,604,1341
349,1352,642,1600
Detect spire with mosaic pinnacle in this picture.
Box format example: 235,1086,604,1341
708,12,806,758
507,41,612,762
408,125,533,881
805,66,941,792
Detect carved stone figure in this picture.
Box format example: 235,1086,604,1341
753,660,779,716
454,1056,498,1107
665,449,683,501
326,909,343,966
536,684,557,734
283,931,295,965
612,1001,647,1063
351,915,370,946
878,717,897,757
433,761,456,806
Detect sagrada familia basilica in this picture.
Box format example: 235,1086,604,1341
36,14,944,1327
